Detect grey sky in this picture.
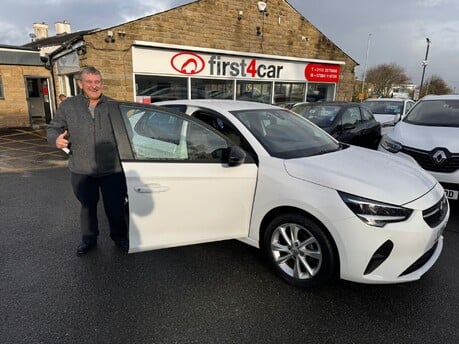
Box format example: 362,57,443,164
2,0,458,92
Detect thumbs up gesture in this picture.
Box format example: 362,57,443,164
56,130,69,149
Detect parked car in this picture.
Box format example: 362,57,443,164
108,99,448,287
290,101,381,149
379,94,459,202
363,98,415,134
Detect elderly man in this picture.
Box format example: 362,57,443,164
47,66,128,255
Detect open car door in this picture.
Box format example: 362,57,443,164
109,102,258,253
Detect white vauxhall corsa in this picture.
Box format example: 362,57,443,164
379,95,459,202
108,99,449,287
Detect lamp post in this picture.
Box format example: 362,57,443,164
361,33,372,98
419,38,431,98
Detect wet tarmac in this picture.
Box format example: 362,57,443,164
0,128,68,173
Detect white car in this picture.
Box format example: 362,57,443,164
363,98,415,134
109,99,448,287
379,94,459,202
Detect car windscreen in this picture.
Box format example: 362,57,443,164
363,101,403,115
404,99,459,127
230,108,340,159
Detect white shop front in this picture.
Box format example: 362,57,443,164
132,41,345,106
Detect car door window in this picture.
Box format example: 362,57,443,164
361,107,374,122
119,105,228,162
192,111,258,162
193,111,242,146
341,107,361,126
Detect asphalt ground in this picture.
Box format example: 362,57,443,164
0,128,68,173
1,129,458,343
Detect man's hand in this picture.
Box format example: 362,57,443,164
56,130,69,149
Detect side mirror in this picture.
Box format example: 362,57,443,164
227,146,246,167
342,123,356,131
393,113,401,123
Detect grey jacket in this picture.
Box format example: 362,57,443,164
46,94,122,176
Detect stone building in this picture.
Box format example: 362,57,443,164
1,0,358,128
0,46,52,128
50,0,357,107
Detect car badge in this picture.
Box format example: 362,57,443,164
431,149,448,165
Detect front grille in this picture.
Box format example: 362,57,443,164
401,146,459,173
423,195,449,228
399,242,438,277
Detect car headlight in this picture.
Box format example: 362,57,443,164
339,192,413,227
379,135,402,153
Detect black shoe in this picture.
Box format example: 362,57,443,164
115,240,129,253
76,242,96,256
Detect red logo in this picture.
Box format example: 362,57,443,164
171,52,205,75
304,63,340,82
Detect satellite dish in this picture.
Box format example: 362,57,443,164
29,33,37,42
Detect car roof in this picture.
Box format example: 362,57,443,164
420,94,459,101
363,98,409,102
155,99,283,111
292,101,360,107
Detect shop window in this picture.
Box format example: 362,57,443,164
191,78,234,99
236,81,272,104
135,75,188,103
307,83,335,102
274,82,306,105
68,74,79,95
0,75,4,99
58,74,80,97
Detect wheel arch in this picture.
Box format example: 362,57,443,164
258,206,341,277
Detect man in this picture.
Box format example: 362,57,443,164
47,66,129,255
58,94,67,103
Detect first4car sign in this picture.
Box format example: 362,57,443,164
206,55,285,79
132,45,343,83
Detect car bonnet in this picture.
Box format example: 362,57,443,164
373,114,396,125
390,121,459,151
283,146,437,205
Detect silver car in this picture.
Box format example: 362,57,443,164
378,94,459,201
363,98,415,134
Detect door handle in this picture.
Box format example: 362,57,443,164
134,184,170,193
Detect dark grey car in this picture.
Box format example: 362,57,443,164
291,101,382,149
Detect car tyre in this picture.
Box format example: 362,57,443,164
263,213,336,287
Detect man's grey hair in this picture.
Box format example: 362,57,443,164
78,66,102,80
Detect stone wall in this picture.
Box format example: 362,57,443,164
0,66,51,128
80,0,357,101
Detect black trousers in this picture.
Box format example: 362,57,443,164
71,172,128,245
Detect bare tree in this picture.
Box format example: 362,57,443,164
422,75,453,97
365,63,410,97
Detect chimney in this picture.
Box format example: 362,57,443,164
33,22,49,40
55,21,71,35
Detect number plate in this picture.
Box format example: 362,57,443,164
444,189,458,200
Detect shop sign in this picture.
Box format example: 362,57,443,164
170,53,285,79
133,46,343,83
304,63,340,82
170,52,206,75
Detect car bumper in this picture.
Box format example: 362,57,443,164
336,184,449,284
